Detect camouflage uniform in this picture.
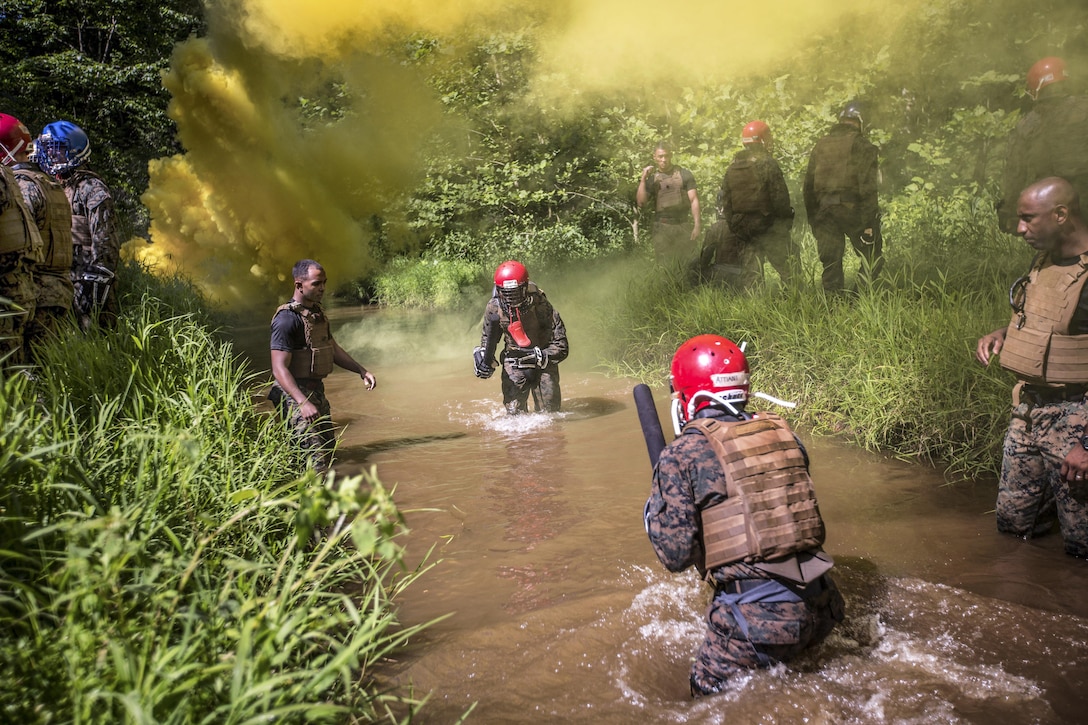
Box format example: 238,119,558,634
997,87,1088,234
645,409,844,696
803,122,882,292
993,249,1088,556
0,165,41,365
63,168,119,330
12,162,75,354
700,146,795,286
997,394,1088,555
478,285,569,414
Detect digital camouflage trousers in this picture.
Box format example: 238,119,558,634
998,397,1088,557
690,575,844,697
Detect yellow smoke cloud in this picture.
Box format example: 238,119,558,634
142,0,903,307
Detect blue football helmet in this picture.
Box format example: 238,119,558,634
34,120,91,175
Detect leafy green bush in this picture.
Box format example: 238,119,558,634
601,258,1021,480
373,256,482,308
0,267,438,722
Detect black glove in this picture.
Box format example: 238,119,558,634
473,346,494,379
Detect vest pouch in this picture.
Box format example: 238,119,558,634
999,324,1050,380
310,343,335,377
700,497,748,571
655,170,685,213
1044,334,1088,383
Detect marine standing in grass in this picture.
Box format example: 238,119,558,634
473,260,568,415
270,259,376,472
803,101,882,292
0,114,75,358
976,177,1088,558
0,145,42,365
645,334,843,696
997,57,1088,235
33,120,119,330
636,140,702,265
699,121,795,287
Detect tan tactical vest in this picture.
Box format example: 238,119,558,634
13,167,73,272
0,167,43,258
654,169,685,213
274,302,335,380
686,415,826,571
70,210,92,259
1000,252,1088,385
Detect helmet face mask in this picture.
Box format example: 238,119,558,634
494,260,529,308
669,334,750,434
33,120,90,176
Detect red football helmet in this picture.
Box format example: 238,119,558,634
1027,57,1068,100
669,334,749,432
741,120,772,149
0,114,32,165
494,260,529,306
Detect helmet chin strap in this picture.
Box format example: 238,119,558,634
672,391,742,436
672,390,797,435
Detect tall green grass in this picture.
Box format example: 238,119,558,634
600,241,1027,480
0,266,439,722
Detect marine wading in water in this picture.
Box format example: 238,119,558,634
637,334,844,696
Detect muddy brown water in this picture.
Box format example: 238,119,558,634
234,306,1088,724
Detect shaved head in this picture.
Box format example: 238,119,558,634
1016,176,1088,258
1020,176,1081,216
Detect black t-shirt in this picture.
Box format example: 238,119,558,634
270,303,307,352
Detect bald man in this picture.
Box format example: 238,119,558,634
976,177,1088,558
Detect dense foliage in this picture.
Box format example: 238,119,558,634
0,264,436,722
0,0,205,237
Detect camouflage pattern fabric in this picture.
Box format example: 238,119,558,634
499,352,561,414
691,577,843,695
65,170,119,329
646,412,844,695
23,272,75,360
0,252,35,365
269,378,335,472
997,398,1088,557
479,288,568,414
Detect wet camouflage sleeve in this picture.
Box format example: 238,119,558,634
645,431,726,572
